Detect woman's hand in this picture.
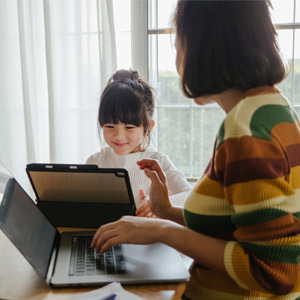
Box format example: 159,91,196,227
135,189,155,217
136,159,172,219
90,216,166,253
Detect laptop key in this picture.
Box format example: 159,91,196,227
69,235,126,276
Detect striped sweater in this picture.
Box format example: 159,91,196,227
183,86,300,300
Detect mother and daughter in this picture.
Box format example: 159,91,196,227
90,0,300,299
86,69,192,217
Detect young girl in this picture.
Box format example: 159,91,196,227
86,69,192,216
92,1,300,299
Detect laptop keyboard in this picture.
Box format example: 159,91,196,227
68,235,126,276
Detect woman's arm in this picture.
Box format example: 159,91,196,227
91,216,227,272
91,158,226,272
136,159,188,225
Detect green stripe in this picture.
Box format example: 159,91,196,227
231,208,288,226
250,105,297,140
294,212,300,220
184,209,236,235
240,242,300,264
216,121,225,149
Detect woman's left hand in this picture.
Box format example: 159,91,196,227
90,216,166,253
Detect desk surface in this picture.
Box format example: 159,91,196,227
0,229,190,300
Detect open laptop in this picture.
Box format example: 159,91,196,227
26,163,136,228
0,163,190,287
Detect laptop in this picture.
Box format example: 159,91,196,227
0,163,190,287
26,163,136,228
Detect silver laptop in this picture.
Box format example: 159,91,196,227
0,164,190,287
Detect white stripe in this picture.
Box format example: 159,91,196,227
184,190,234,216
224,94,288,140
235,189,300,214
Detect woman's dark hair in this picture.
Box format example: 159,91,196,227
174,0,286,98
98,69,154,133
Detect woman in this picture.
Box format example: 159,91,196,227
92,1,300,299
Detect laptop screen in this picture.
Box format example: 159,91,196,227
0,178,57,279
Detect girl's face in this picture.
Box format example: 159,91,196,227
103,122,146,155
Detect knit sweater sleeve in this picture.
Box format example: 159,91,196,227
218,99,300,295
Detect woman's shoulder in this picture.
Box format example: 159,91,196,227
216,87,297,148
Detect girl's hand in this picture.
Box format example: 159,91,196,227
90,216,166,253
137,159,172,219
136,189,154,217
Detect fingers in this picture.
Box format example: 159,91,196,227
136,203,152,217
91,222,119,252
139,189,146,200
137,159,167,184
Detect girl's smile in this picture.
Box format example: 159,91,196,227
103,123,145,155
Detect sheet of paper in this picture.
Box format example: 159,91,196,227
66,282,144,300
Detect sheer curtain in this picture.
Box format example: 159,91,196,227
0,0,117,193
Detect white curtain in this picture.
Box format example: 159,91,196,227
0,0,117,193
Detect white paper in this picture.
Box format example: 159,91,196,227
67,282,144,300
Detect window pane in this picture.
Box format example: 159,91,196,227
192,107,225,178
149,34,189,105
157,108,190,176
296,0,300,22
295,30,300,105
271,0,294,23
295,106,300,117
276,30,294,102
149,0,177,29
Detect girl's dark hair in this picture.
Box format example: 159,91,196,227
174,0,286,98
98,69,154,133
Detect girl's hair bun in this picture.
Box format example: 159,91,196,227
111,69,139,82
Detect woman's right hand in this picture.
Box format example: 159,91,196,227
136,159,172,219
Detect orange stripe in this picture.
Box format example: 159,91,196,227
234,214,300,241
241,86,280,99
216,136,285,170
271,123,300,147
249,256,299,294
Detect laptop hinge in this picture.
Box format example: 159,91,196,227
45,233,60,284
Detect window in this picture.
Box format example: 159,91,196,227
146,0,300,180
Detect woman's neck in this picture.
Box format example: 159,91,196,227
214,88,246,114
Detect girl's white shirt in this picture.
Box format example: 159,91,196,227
86,147,192,208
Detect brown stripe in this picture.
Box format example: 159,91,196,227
234,215,300,241
216,136,286,171
250,257,298,294
204,158,219,181
271,122,300,147
286,144,300,167
217,157,288,187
